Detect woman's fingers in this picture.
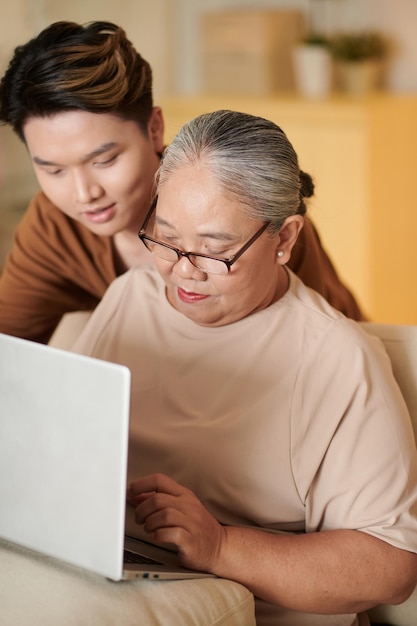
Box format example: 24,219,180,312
127,472,185,500
126,473,225,571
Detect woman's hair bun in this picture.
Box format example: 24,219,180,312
300,170,315,198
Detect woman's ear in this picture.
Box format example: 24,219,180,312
275,215,304,264
148,107,165,153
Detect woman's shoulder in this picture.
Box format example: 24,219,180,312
286,269,346,322
107,266,164,297
286,270,387,356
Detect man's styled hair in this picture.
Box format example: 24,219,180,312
0,21,154,140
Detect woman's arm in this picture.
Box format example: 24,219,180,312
218,523,417,613
128,473,417,615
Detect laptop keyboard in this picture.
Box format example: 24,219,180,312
123,549,164,566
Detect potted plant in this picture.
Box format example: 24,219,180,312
292,33,333,99
330,31,388,95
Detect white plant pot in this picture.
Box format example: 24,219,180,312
292,44,332,99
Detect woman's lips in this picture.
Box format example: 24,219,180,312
83,204,116,224
177,287,209,303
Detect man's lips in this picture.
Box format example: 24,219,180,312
177,287,209,303
83,204,116,224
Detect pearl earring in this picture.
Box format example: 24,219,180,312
277,251,284,258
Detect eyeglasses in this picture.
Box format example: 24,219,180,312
138,199,270,276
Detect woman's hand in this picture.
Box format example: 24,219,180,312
127,473,226,572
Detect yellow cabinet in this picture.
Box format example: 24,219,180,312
159,93,417,324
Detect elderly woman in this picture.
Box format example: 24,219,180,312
72,110,417,626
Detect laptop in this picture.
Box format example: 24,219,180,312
0,332,214,581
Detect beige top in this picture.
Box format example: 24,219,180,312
72,267,417,626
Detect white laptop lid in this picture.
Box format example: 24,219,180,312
0,332,131,580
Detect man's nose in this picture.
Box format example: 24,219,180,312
72,169,103,203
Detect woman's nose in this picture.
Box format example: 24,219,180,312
173,255,207,280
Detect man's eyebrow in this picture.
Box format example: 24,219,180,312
32,142,118,167
155,216,235,241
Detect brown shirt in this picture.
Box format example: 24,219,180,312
0,191,366,343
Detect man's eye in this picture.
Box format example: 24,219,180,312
95,155,117,167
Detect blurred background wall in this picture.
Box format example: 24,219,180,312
1,0,416,210
175,0,417,94
1,0,417,103
0,0,416,322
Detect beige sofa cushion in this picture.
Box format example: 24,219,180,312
368,598,417,626
361,322,417,626
0,539,255,626
49,311,92,349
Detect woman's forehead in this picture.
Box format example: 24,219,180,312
158,165,237,212
157,175,249,231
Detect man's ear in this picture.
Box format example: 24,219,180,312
275,215,304,264
148,107,165,153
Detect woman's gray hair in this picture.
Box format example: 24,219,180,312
156,109,314,234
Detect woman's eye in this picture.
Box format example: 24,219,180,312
155,231,178,245
205,247,231,258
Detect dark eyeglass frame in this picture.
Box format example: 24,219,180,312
137,198,270,274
